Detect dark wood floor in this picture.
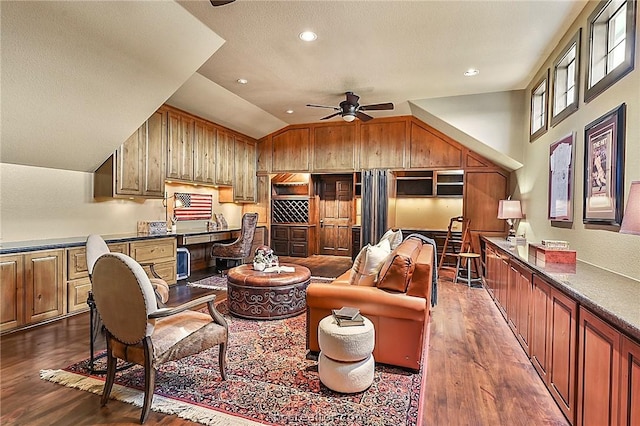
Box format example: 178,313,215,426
0,257,567,425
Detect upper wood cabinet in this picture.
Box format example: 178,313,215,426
313,124,357,171
272,128,310,172
193,120,216,185
359,119,406,169
256,136,271,173
464,171,507,232
94,110,166,199
233,137,257,203
215,129,235,186
167,111,194,181
409,121,462,168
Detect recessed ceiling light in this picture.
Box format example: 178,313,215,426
464,69,479,77
237,78,248,84
286,109,294,114
299,31,317,42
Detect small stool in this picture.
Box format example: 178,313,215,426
317,315,375,393
454,252,482,287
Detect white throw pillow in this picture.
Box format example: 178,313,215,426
379,229,403,250
349,239,391,286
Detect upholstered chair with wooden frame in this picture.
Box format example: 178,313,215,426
211,212,259,274
91,252,228,424
85,234,170,373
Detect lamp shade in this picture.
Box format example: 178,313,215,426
620,181,640,235
497,200,523,219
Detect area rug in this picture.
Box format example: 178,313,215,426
41,303,427,426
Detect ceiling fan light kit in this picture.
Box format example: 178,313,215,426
306,91,394,122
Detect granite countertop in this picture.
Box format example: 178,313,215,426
484,237,640,342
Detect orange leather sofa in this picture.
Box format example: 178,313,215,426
306,236,434,371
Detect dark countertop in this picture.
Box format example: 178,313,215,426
0,227,247,255
484,237,640,342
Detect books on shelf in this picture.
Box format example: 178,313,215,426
332,307,365,327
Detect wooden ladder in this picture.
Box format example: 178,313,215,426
438,216,471,274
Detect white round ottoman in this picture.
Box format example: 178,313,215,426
317,315,375,393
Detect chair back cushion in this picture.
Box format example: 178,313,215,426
376,238,422,293
92,253,159,344
86,234,110,276
238,213,259,256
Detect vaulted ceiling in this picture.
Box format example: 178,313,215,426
1,0,586,173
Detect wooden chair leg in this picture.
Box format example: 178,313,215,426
141,338,155,424
218,342,227,381
101,338,117,407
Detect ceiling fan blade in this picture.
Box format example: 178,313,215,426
359,102,394,111
307,104,340,110
321,112,342,120
210,0,235,6
356,111,374,122
345,92,360,106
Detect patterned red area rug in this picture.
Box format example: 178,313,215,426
41,303,427,426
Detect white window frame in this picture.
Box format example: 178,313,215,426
551,30,581,127
530,69,549,142
585,0,637,102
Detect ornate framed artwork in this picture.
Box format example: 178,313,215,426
549,133,574,222
583,103,626,225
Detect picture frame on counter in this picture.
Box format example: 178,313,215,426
548,132,575,222
583,103,626,226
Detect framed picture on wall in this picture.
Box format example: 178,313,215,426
548,133,574,222
583,104,626,225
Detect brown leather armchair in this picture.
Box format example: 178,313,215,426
91,252,228,423
211,212,258,273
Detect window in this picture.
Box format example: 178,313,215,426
585,0,637,102
551,30,581,126
530,70,549,141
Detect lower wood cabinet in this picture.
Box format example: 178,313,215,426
129,238,177,285
620,336,640,426
67,277,92,313
271,225,314,257
1,254,24,332
23,249,65,325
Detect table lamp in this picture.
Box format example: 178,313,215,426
498,199,523,239
620,181,640,235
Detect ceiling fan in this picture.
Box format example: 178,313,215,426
210,0,235,6
306,92,394,122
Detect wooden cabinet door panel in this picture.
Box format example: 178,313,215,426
245,141,257,202
166,112,181,180
313,125,357,171
409,122,462,168
67,243,128,280
272,128,310,172
143,109,166,196
142,260,176,285
130,238,176,264
359,121,405,169
116,129,142,195
620,336,640,426
167,112,194,181
233,138,248,201
215,129,234,186
272,240,289,256
289,227,308,241
67,277,91,313
530,276,552,382
549,288,577,423
193,121,216,185
290,242,308,257
1,255,24,332
464,172,507,232
577,307,620,426
272,226,289,241
24,250,64,324
516,265,532,354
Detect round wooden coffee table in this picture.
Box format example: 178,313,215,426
226,263,311,320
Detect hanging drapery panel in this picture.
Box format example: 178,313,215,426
360,169,389,246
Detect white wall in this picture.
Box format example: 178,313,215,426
516,2,640,280
0,163,242,242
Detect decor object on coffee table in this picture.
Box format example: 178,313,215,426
318,315,375,393
91,252,228,424
226,263,311,320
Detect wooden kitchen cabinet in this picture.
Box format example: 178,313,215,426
620,335,640,426
272,128,310,172
408,121,463,168
24,249,65,325
271,225,314,257
1,254,24,332
508,260,532,354
313,124,357,171
94,109,166,198
193,120,216,185
530,275,552,383
167,110,194,181
215,129,235,186
232,137,257,203
129,238,177,285
359,119,406,169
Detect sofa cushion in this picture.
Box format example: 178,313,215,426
349,239,391,286
379,228,403,250
376,238,422,293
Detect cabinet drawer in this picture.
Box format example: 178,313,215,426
142,260,177,285
290,227,308,241
181,234,211,245
67,243,129,280
130,238,176,264
67,278,91,313
290,242,308,257
210,232,232,242
272,226,289,240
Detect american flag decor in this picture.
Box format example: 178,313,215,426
173,193,212,221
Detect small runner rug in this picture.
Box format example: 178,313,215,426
41,303,427,426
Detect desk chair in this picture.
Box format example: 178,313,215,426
211,212,258,275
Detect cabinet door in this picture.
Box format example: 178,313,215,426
549,288,577,423
515,263,532,354
272,128,310,172
464,171,507,232
24,249,65,324
577,307,621,426
129,238,177,285
234,137,248,201
244,140,257,202
167,112,194,181
313,124,357,171
116,128,143,195
359,120,406,169
1,255,24,332
193,120,216,185
620,336,640,426
67,277,91,313
409,121,462,168
530,275,552,383
215,129,234,185
143,109,166,197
